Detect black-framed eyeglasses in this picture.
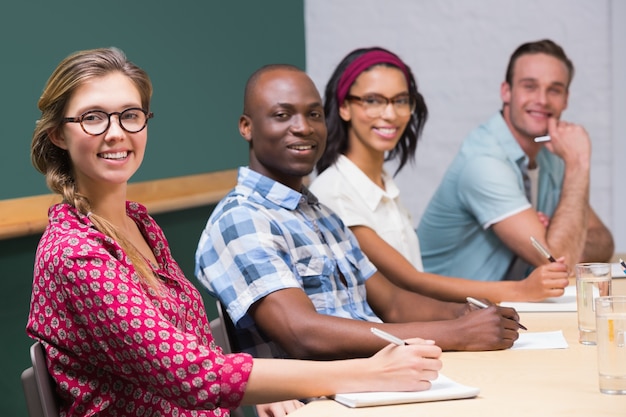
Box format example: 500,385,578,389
345,93,415,118
63,107,154,136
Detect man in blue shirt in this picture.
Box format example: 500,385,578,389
195,64,521,359
418,39,614,281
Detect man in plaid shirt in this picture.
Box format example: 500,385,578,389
195,64,521,359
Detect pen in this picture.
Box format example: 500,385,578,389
466,296,489,309
530,236,557,263
466,296,528,331
534,135,551,143
370,327,407,346
620,258,626,273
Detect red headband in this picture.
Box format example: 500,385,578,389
336,50,411,104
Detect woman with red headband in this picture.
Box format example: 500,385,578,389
310,46,569,303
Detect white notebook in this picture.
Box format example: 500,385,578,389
332,374,479,408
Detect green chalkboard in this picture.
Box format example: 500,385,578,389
1,4,306,416
1,1,305,200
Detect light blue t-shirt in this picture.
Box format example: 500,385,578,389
417,112,564,281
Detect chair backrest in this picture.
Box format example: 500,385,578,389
23,317,245,417
209,316,232,354
210,302,246,417
21,342,59,417
21,367,41,417
216,300,241,353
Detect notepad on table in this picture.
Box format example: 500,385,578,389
511,330,568,349
332,374,479,408
612,262,626,278
500,285,577,312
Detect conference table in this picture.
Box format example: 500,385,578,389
290,278,626,417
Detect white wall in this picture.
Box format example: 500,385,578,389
305,0,625,253
611,0,626,253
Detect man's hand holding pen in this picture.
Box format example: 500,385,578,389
466,297,527,331
449,298,521,351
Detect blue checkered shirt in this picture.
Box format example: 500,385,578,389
195,167,380,358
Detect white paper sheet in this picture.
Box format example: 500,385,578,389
511,330,569,350
500,285,577,312
612,262,626,278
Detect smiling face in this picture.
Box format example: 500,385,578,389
239,68,327,190
501,52,570,143
50,72,147,198
339,65,411,159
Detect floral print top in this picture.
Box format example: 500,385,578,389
27,202,253,416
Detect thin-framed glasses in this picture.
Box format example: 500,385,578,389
63,107,154,136
345,93,415,118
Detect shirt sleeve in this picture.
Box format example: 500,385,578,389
457,155,531,228
31,230,253,411
196,204,303,325
314,181,372,229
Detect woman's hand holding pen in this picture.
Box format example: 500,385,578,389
516,259,569,302
523,236,570,301
367,335,442,392
255,341,458,417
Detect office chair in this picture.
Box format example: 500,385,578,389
21,314,247,417
210,302,247,417
215,300,242,353
210,312,232,354
21,342,59,417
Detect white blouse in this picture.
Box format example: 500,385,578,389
310,155,424,271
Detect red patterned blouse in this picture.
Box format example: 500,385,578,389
27,202,253,416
